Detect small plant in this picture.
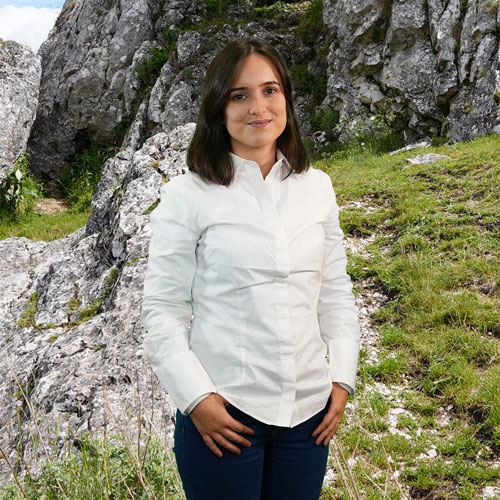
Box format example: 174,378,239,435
17,292,38,328
58,142,116,212
290,64,327,105
138,28,178,95
311,109,340,133
254,1,286,19
332,100,403,155
0,153,42,220
296,0,325,45
203,0,241,18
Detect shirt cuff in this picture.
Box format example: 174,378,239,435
333,381,354,396
184,392,214,415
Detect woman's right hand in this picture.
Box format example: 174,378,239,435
188,393,254,458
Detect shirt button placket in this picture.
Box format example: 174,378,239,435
247,161,297,427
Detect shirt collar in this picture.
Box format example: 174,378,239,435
229,149,290,180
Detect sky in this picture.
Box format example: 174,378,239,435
0,0,64,53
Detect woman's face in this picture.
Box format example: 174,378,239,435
224,54,287,158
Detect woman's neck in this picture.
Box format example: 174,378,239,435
231,143,277,179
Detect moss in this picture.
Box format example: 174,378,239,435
295,0,325,46
289,64,327,105
183,67,194,80
143,199,160,215
76,300,103,324
125,256,148,266
73,268,121,325
17,292,38,328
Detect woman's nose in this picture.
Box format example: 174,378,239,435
249,94,265,115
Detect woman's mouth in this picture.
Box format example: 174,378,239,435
248,120,271,128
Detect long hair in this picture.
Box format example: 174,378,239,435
186,38,309,186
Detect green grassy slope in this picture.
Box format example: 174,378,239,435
319,134,500,499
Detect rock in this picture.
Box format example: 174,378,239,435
406,153,450,164
27,0,204,180
323,0,500,143
482,486,500,499
418,447,438,459
0,123,194,484
390,139,431,155
0,40,41,181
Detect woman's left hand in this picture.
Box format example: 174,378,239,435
312,382,349,446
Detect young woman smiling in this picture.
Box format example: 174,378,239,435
142,38,360,500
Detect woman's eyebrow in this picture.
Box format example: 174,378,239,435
229,81,281,93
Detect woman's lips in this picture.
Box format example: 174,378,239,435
248,120,271,128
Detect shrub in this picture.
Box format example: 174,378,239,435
58,142,116,213
0,153,43,220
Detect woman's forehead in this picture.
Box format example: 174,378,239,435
231,54,282,86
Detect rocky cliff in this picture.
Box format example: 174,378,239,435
324,0,500,142
0,123,194,482
0,40,41,181
27,0,205,180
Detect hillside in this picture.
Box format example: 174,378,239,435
319,134,500,499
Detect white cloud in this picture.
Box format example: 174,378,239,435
0,4,60,53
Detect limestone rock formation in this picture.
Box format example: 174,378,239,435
0,123,195,483
0,40,41,181
323,0,500,142
27,0,204,181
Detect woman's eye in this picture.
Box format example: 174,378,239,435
264,88,277,95
233,94,246,101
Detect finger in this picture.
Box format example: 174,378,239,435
312,416,330,438
227,416,254,436
213,433,243,455
203,435,223,458
233,421,255,436
318,421,341,446
223,428,252,448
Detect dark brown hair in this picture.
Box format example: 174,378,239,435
186,38,309,186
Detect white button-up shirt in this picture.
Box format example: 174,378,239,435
142,151,360,427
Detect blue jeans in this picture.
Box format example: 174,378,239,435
174,404,329,500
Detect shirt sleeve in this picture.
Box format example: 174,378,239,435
317,177,361,395
142,182,216,413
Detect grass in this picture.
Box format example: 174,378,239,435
316,133,500,499
0,209,90,241
0,434,184,500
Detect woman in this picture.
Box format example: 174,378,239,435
142,38,360,500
